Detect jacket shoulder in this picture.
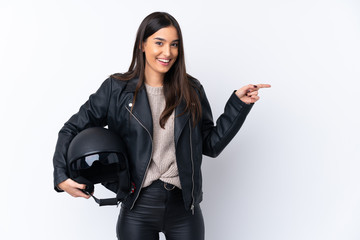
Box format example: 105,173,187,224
108,74,139,92
109,74,128,87
188,75,202,88
188,75,205,98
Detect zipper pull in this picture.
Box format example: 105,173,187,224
191,204,195,215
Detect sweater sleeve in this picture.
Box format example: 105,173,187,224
52,78,113,192
201,86,253,158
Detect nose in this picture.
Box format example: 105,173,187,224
162,44,171,57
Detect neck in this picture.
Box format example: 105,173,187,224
144,68,164,87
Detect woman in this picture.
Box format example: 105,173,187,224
53,12,270,240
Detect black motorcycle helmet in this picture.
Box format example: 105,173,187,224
67,127,130,206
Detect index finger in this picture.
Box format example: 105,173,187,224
254,84,271,89
75,188,91,199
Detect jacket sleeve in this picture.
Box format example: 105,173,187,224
201,86,253,158
52,78,113,192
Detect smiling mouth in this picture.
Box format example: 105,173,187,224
157,58,171,63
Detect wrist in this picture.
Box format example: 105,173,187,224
235,90,242,99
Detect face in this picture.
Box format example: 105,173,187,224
142,26,179,80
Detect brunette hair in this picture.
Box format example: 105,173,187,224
111,12,201,128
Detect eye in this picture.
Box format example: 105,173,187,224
171,42,179,47
155,41,163,46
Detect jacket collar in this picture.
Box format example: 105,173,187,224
123,79,153,137
123,77,139,93
123,77,190,146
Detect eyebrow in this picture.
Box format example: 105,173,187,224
153,37,179,42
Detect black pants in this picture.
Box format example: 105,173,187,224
117,180,205,240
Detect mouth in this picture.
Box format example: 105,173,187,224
157,58,171,66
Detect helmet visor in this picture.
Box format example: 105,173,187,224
71,152,126,171
70,152,127,184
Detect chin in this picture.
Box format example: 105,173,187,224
158,67,172,74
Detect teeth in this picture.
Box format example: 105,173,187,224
158,59,170,63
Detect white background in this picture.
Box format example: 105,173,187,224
1,0,359,239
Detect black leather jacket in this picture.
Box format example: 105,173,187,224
53,76,253,211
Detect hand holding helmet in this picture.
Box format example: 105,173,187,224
58,178,91,199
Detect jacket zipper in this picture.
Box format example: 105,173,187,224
189,119,195,215
125,106,153,210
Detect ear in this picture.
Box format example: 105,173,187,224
140,41,146,52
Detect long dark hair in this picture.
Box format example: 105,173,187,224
111,12,201,128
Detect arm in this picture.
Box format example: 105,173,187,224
201,86,253,158
201,83,271,157
53,77,113,192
